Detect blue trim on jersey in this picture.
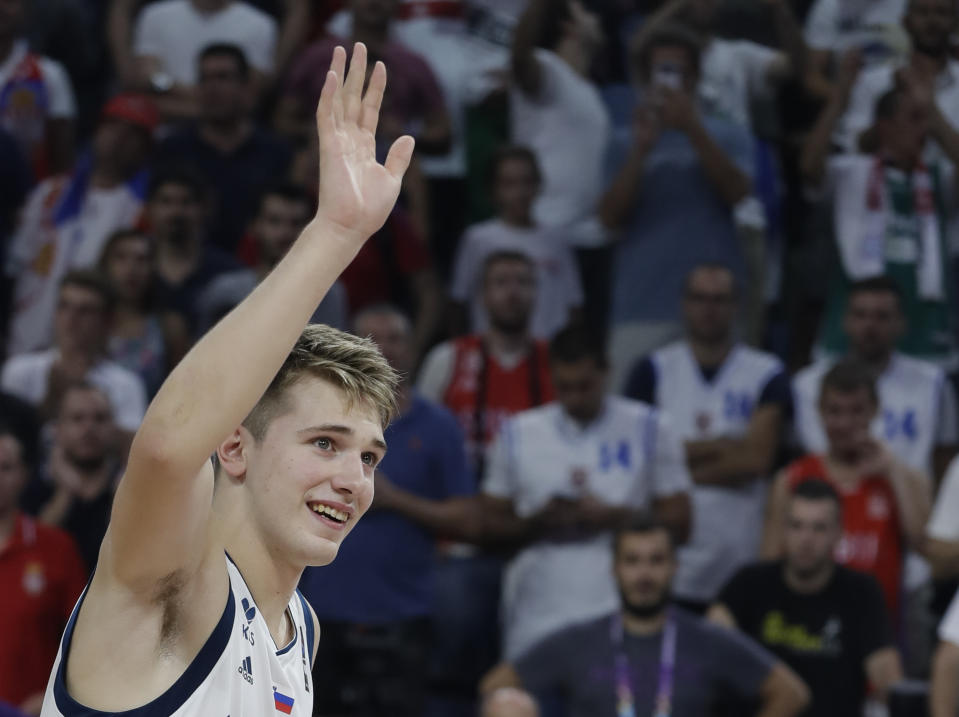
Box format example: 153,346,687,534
225,551,299,656
52,577,236,716
296,590,315,660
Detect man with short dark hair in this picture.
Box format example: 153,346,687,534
794,276,957,480
160,44,292,252
712,479,904,717
481,326,692,661
146,164,240,331
762,360,931,619
1,271,147,434
481,515,810,716
600,24,755,390
196,184,348,333
626,264,791,611
449,146,582,340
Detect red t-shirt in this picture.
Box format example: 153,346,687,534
785,455,903,618
0,513,87,706
442,335,553,468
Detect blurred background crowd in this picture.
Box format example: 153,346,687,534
3,0,959,715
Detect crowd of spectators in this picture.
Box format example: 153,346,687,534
2,0,959,715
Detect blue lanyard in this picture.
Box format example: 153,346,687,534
611,612,677,717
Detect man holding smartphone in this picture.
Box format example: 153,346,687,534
600,24,756,392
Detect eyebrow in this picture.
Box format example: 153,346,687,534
297,424,387,452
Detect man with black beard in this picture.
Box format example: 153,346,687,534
22,382,123,569
710,480,903,717
481,514,809,717
146,164,239,334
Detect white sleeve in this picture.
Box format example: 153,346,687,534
132,4,163,57
449,231,479,301
937,376,959,446
111,372,148,433
836,69,890,154
246,16,279,74
39,58,76,119
928,458,959,540
415,343,455,404
483,419,516,499
648,410,692,497
6,181,54,274
939,588,959,645
804,0,838,51
739,41,784,98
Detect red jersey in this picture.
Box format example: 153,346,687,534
442,335,553,473
786,455,902,617
0,513,87,706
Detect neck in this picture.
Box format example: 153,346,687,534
851,349,893,375
191,0,230,13
688,336,732,370
884,147,920,172
0,510,16,549
485,325,531,356
912,47,948,74
90,165,125,189
159,235,200,261
199,119,252,151
353,23,389,52
783,561,835,594
554,37,591,76
214,499,300,649
621,608,668,636
501,211,534,228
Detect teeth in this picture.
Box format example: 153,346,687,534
311,503,347,522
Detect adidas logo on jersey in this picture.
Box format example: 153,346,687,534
238,656,254,685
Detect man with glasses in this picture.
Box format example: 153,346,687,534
625,263,792,613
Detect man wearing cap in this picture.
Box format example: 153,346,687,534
4,93,156,356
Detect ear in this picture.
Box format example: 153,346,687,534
216,427,251,481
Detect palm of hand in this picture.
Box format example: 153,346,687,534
315,45,415,244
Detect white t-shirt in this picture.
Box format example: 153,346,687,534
40,556,315,716
804,0,909,56
484,397,691,659
928,456,959,541
510,49,610,247
699,38,782,130
449,218,583,339
939,585,959,645
5,179,144,355
1,349,147,432
648,341,784,602
836,60,959,158
792,354,958,475
0,40,76,118
134,0,277,85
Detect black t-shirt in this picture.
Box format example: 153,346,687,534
718,561,893,717
515,609,775,717
21,479,113,571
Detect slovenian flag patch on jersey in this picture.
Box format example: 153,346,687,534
274,688,295,714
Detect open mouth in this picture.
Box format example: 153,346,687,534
308,501,350,529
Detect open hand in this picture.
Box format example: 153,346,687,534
314,44,415,247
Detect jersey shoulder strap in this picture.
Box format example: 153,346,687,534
295,590,315,659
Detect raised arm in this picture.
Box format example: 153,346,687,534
511,0,551,96
800,49,860,185
103,44,414,588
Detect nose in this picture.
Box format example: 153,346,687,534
329,453,366,498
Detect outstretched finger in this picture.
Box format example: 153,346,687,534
360,60,386,136
329,45,347,127
315,70,338,138
343,42,367,123
384,135,415,179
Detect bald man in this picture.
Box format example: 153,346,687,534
482,688,540,717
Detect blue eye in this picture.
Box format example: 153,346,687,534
314,438,332,450
361,453,377,466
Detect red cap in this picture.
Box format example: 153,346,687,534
101,93,159,135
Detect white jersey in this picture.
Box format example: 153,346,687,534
793,353,958,475
40,555,315,716
649,341,784,602
484,397,692,659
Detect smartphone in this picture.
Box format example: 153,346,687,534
651,62,683,89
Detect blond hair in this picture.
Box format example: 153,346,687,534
242,324,399,439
